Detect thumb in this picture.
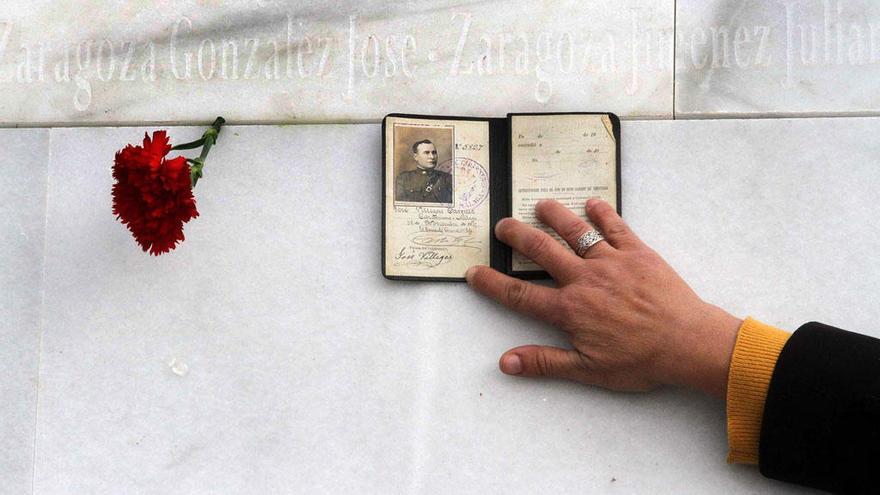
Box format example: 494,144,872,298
500,345,590,382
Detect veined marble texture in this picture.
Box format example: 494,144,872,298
0,0,674,125
24,118,879,494
676,0,880,116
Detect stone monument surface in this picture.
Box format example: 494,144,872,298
676,0,880,116
0,0,674,125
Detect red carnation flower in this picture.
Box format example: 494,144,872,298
112,117,224,255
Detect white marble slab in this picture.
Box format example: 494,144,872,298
676,0,880,117
0,0,673,126
415,118,880,494
32,118,878,493
623,117,880,337
0,129,48,495
34,125,426,494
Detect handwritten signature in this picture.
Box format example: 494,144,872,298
410,233,482,250
393,247,454,268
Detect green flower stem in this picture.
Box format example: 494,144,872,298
186,117,225,188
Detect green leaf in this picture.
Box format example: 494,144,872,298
170,138,206,151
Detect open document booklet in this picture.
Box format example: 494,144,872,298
382,113,621,282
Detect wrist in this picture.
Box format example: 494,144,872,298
663,304,742,399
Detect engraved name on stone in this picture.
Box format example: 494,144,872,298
0,10,670,112
677,0,880,87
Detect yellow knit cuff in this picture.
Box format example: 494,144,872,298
726,317,792,464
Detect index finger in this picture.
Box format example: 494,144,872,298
494,218,582,281
466,265,564,325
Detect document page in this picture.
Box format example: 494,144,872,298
510,114,618,272
384,116,491,279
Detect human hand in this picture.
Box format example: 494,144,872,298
465,199,742,399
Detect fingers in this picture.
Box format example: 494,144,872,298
585,199,644,250
494,217,581,279
534,200,614,258
499,345,595,384
466,266,563,323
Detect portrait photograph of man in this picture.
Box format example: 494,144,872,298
393,125,454,205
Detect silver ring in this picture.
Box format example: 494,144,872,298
575,230,605,257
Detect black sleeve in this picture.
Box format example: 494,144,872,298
759,322,880,494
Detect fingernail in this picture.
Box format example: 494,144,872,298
464,266,476,283
586,198,601,210
494,218,511,235
501,354,523,375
